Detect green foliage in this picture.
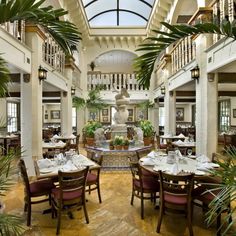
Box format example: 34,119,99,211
113,135,124,146
137,100,154,110
139,120,154,137
0,150,24,235
84,121,102,138
0,55,10,98
205,148,236,235
73,87,107,111
134,20,236,89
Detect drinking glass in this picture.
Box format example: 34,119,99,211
187,149,192,156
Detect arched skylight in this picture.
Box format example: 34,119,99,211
82,0,156,27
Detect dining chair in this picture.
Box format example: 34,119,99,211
128,159,159,219
51,167,89,235
86,153,103,203
193,175,232,236
136,146,156,177
156,134,167,150
68,134,80,153
157,171,194,236
19,159,55,226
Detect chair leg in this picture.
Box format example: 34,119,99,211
187,211,193,236
27,203,31,226
83,199,89,224
130,189,134,205
56,208,61,235
157,201,164,233
141,192,144,219
97,183,102,203
24,203,28,212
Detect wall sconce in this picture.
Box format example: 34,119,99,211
38,65,47,81
161,86,165,95
190,65,200,81
71,87,76,95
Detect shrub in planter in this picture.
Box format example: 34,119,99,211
139,120,154,146
84,121,102,146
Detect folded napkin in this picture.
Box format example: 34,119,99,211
69,134,76,138
57,140,65,145
61,160,77,171
178,133,185,138
53,134,59,138
147,151,156,158
175,140,184,145
196,155,210,163
140,157,155,165
175,149,182,157
169,163,179,175
37,158,52,169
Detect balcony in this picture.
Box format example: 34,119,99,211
87,72,148,91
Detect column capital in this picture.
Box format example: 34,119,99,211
25,24,47,40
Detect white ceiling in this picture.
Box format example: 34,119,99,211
94,50,136,69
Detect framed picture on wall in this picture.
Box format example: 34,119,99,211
102,108,108,116
136,107,148,121
45,114,48,119
89,109,99,121
51,110,60,119
102,117,108,122
176,108,184,121
233,109,236,118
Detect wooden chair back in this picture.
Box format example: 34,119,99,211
19,159,31,196
135,146,152,160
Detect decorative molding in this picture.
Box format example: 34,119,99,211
25,24,47,40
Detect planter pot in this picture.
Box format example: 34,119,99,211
115,145,122,150
109,145,114,150
143,137,152,146
123,145,129,150
86,137,95,146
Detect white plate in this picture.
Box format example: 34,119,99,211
195,170,205,176
188,155,196,159
40,168,54,174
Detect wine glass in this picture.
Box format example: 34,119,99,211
187,149,192,156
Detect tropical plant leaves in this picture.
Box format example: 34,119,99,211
134,20,236,89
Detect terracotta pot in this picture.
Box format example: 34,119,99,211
123,145,129,150
86,137,95,146
115,145,122,150
143,137,152,146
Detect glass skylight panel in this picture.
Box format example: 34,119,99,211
119,0,151,19
82,0,155,28
85,0,116,20
90,12,117,27
119,12,146,27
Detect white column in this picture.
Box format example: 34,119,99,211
60,91,72,136
195,35,218,157
154,100,160,135
22,27,44,176
164,90,176,135
77,107,86,139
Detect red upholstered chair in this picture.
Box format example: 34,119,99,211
157,171,194,236
193,175,232,236
86,153,103,203
51,167,89,235
128,159,159,219
19,159,55,226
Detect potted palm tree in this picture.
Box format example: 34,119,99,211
139,120,154,146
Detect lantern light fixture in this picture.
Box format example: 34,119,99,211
38,65,47,81
190,65,200,81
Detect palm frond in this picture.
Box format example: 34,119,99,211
72,96,86,110
0,213,24,236
0,55,10,97
0,0,81,55
134,20,236,89
205,148,236,235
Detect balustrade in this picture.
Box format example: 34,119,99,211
0,20,25,42
87,73,147,91
170,36,195,75
42,33,65,74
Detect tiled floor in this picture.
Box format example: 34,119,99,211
3,147,235,236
